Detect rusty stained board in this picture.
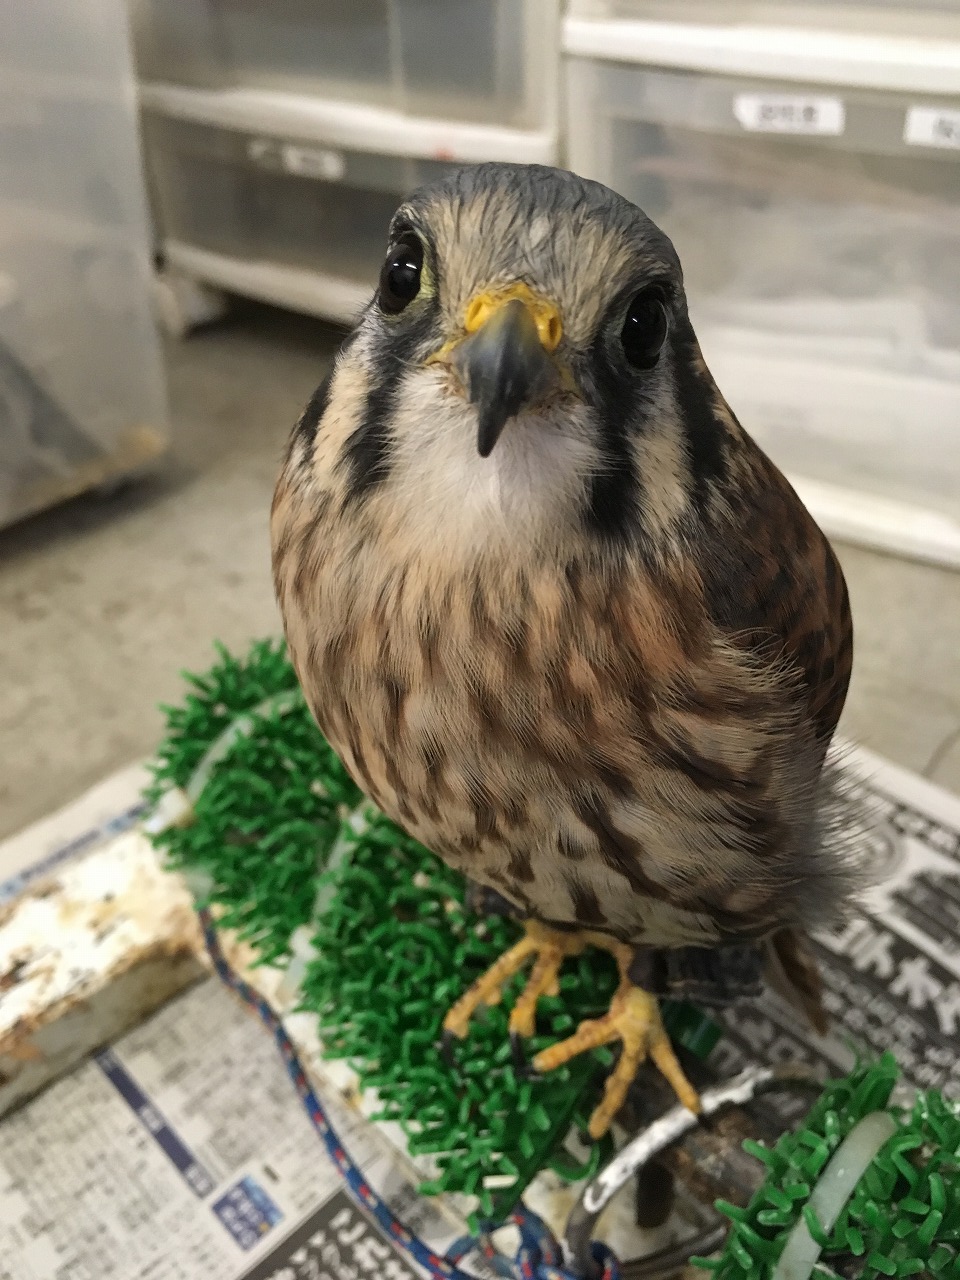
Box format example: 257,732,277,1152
0,829,204,1118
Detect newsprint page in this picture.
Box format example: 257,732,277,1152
1,746,959,1278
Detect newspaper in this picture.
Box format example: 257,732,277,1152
0,975,497,1280
1,745,959,1277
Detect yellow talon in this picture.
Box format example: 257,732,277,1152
534,980,700,1138
443,926,700,1138
442,920,584,1040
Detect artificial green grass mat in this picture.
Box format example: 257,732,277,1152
696,1054,960,1278
147,643,960,1263
145,639,629,1222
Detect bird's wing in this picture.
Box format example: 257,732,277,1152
698,444,853,751
602,445,857,945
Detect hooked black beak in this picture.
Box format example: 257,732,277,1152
452,297,559,458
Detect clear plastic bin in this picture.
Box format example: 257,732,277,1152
142,113,459,288
129,0,227,89
566,56,960,529
0,0,168,529
132,0,558,132
217,0,392,104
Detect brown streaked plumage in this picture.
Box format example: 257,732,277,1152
271,163,859,1135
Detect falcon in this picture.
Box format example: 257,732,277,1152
272,163,857,1138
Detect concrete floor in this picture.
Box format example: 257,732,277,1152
1,299,958,841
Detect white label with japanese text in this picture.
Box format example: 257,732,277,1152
280,144,346,181
904,105,960,151
246,138,346,181
733,93,846,136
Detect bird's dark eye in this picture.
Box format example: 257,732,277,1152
378,233,423,314
620,287,668,370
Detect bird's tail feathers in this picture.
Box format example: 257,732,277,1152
768,742,885,1034
790,741,881,934
764,926,828,1035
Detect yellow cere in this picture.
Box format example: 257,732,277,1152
463,282,563,352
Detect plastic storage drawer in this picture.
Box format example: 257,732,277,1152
142,113,459,291
0,0,167,530
131,0,558,132
566,55,960,549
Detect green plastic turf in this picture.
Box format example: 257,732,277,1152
148,639,695,1221
694,1054,960,1278
147,642,960,1261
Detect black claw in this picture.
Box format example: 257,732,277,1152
510,1031,540,1080
440,1029,459,1069
509,1030,526,1072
